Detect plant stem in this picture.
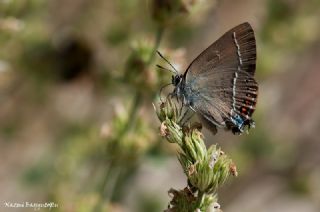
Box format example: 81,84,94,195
148,26,164,65
96,24,165,209
119,26,164,137
197,191,205,209
119,91,142,137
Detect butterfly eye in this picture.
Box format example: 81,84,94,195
175,75,182,85
172,75,178,86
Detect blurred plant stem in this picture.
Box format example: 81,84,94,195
148,26,164,65
155,99,237,211
119,26,164,136
119,92,143,138
94,26,164,211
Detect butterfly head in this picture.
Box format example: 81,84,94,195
171,74,185,101
172,74,182,86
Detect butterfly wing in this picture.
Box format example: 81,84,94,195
184,22,258,134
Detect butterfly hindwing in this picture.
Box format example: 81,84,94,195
183,22,258,134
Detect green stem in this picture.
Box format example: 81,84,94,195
103,164,123,201
96,25,165,209
119,91,142,137
196,191,205,210
118,27,164,137
148,26,164,65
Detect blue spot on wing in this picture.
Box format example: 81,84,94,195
231,114,244,129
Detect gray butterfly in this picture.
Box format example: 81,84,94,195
159,22,258,134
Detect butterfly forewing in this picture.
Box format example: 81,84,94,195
183,22,258,134
185,22,256,78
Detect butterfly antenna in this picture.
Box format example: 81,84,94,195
156,51,179,75
156,64,175,74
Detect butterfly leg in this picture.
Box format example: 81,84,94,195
179,108,195,126
181,111,195,126
178,107,188,124
177,97,184,116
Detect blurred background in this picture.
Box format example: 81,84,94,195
1,0,320,211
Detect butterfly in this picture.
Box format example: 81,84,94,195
158,22,258,135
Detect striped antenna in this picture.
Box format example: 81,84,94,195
156,51,178,75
